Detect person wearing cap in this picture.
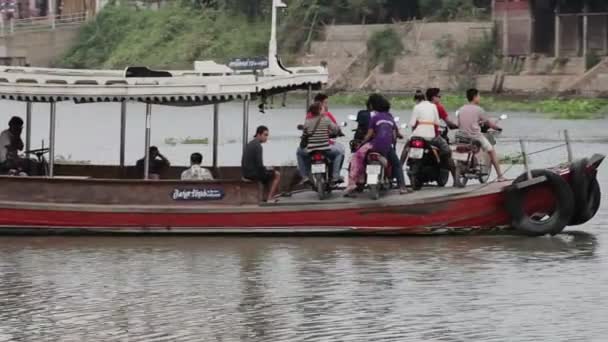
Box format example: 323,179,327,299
0,116,25,173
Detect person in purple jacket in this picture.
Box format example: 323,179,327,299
344,95,408,196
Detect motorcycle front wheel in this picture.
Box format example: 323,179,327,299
455,161,469,187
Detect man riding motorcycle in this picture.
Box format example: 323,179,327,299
456,88,506,182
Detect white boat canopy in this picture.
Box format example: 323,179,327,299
0,64,327,105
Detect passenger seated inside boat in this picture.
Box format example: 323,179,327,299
181,152,214,181
242,125,281,202
136,146,171,180
0,116,30,176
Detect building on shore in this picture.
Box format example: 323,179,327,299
494,0,608,58
1,0,98,20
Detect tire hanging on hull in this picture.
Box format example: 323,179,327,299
568,158,602,226
506,169,575,236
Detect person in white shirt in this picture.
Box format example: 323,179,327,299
181,152,214,181
407,90,458,186
409,91,441,140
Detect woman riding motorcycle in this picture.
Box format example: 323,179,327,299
345,95,408,196
301,101,340,184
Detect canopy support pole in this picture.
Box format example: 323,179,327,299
49,102,56,177
212,103,219,170
25,101,32,151
242,97,250,153
306,84,312,110
120,101,127,168
519,139,531,180
144,103,152,180
564,129,573,163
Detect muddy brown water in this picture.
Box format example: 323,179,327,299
0,100,607,341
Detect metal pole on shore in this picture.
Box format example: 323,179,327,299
49,102,56,177
564,129,573,162
144,103,152,180
519,139,531,180
119,101,127,168
242,97,250,154
212,103,219,170
25,101,32,152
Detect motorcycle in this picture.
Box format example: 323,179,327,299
404,135,450,191
309,150,335,200
347,114,402,199
297,122,347,200
452,114,507,186
365,151,393,200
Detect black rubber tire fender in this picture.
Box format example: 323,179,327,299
507,169,575,236
568,158,601,226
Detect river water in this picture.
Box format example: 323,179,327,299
0,99,607,341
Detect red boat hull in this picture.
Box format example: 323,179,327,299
0,157,601,235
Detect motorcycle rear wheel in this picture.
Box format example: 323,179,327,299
437,169,450,187
314,174,327,200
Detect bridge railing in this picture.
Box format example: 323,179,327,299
0,12,88,36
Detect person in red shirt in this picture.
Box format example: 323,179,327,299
425,88,460,186
426,88,458,135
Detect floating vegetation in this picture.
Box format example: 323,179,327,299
164,137,209,146
332,93,608,120
500,154,528,165
55,154,92,165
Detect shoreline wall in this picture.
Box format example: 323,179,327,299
0,27,82,67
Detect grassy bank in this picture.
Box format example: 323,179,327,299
331,93,608,119
59,4,270,69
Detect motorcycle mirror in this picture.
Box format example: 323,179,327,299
347,115,357,121
340,121,348,127
296,124,304,130
499,114,508,120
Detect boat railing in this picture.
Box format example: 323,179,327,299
0,12,89,36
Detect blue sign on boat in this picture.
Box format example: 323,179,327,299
228,57,269,71
171,188,225,201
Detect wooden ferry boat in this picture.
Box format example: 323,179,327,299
0,1,603,235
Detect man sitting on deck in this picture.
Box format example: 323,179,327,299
181,152,214,181
242,126,281,202
136,146,171,180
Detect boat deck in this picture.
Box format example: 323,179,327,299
272,182,508,208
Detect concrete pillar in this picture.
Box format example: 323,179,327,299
554,8,561,57
604,15,608,55
502,10,509,56
583,14,589,59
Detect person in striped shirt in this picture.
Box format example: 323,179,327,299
300,102,340,184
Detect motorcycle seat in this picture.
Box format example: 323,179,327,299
366,152,389,168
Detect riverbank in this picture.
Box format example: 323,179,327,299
59,5,270,69
330,92,608,119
